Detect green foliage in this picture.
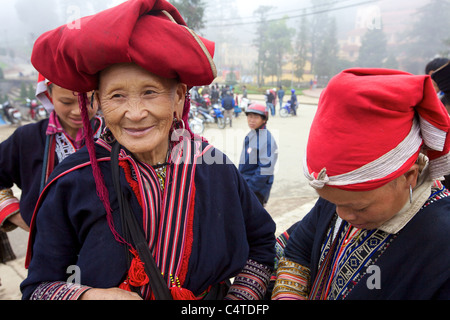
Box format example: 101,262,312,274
315,17,338,80
309,0,336,74
28,83,35,100
293,11,309,80
253,7,294,87
357,26,388,68
20,82,27,99
0,94,8,104
225,70,238,86
265,17,295,80
169,0,206,32
402,0,450,72
253,6,273,87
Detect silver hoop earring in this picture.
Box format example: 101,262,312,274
173,117,185,131
90,91,95,110
101,127,116,144
409,185,413,204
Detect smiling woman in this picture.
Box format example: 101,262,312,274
97,63,186,165
22,0,276,301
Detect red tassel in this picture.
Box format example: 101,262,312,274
170,286,197,300
119,249,149,291
169,274,196,300
128,249,149,287
119,279,131,292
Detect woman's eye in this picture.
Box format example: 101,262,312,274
144,90,156,95
111,94,122,99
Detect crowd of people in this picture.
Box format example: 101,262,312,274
191,83,301,120
0,0,449,301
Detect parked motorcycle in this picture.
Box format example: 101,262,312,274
211,103,225,129
26,98,48,121
1,101,22,126
195,104,225,129
188,105,205,135
280,100,297,117
240,97,250,112
202,94,211,107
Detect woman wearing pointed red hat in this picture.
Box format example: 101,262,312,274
21,0,275,300
272,68,450,300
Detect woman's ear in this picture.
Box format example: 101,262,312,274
404,163,420,189
94,91,101,110
174,83,187,118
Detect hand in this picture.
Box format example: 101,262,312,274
79,287,143,300
8,213,29,232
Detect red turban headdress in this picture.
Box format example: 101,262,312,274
31,0,216,92
304,68,450,191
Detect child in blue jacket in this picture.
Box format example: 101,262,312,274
239,103,278,205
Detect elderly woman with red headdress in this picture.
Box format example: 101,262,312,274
21,0,275,300
271,68,450,300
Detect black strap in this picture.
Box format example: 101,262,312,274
110,142,173,300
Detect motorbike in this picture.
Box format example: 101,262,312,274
240,97,250,112
195,104,225,129
26,98,48,121
280,100,297,117
211,103,225,129
1,101,22,126
202,94,211,107
188,105,205,135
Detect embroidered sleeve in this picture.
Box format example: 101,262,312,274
0,188,20,232
271,257,311,300
224,259,272,300
29,281,91,300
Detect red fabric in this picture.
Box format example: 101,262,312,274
31,0,216,93
170,286,197,300
119,160,143,208
177,182,195,286
35,73,53,111
246,103,269,118
119,248,150,292
0,201,20,227
306,68,450,190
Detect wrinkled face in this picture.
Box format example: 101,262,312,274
315,166,419,230
246,113,266,130
50,85,97,139
97,63,186,164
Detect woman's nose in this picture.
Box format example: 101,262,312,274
125,99,147,121
71,105,81,116
336,206,357,222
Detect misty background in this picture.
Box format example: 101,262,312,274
1,0,450,88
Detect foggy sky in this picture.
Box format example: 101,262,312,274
0,0,434,61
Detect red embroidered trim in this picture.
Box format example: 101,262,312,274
178,182,196,286
0,201,20,226
118,152,196,292
119,160,143,208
